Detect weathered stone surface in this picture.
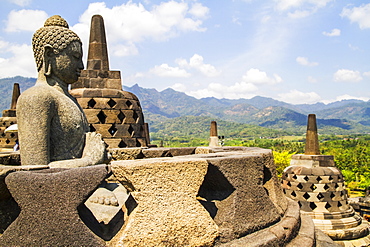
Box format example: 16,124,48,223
167,147,196,156
198,151,282,243
69,15,148,148
218,199,308,247
0,165,48,235
142,148,171,158
305,114,320,155
110,148,143,160
17,15,106,168
0,152,20,166
110,157,218,246
0,165,108,246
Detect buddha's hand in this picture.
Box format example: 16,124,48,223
82,132,107,165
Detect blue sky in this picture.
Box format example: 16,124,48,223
1,0,370,104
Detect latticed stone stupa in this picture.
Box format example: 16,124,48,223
69,15,148,148
0,83,20,150
282,114,370,246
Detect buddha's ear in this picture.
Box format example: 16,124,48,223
43,45,54,76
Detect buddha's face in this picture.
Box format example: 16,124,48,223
52,41,84,84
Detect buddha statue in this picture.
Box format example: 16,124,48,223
17,15,106,168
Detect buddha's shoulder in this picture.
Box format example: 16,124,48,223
18,84,59,104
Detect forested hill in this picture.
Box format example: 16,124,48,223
123,84,370,135
1,76,370,135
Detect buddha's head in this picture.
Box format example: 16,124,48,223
32,15,84,84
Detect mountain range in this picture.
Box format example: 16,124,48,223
1,76,370,136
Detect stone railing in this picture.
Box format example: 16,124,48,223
0,147,328,246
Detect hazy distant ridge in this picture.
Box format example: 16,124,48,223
1,77,370,134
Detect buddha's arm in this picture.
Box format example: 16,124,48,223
48,132,107,168
17,91,52,166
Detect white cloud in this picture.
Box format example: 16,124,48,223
322,94,370,104
276,0,333,11
149,64,191,77
170,83,187,92
322,28,341,37
275,0,334,18
333,69,362,82
72,1,209,54
5,9,48,32
8,0,31,7
111,43,138,57
241,68,282,85
278,89,321,104
188,3,209,19
363,71,370,78
185,68,281,99
288,10,311,19
336,94,369,101
0,42,36,79
187,82,258,99
296,56,318,66
176,54,220,77
341,4,370,29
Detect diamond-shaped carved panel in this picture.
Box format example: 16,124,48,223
102,110,121,124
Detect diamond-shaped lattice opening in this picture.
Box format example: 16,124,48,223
118,140,127,148
5,139,10,144
340,191,344,197
133,111,139,123
10,122,14,125
89,124,96,132
325,202,332,209
297,183,303,190
128,126,134,137
338,201,342,207
304,176,309,181
317,193,324,200
2,122,6,126
97,111,107,124
334,183,339,189
324,184,330,190
316,176,322,182
1,133,5,137
108,124,118,137
117,111,125,123
88,98,96,108
309,202,317,210
291,191,297,197
310,184,317,191
10,133,15,138
125,100,133,109
287,181,291,187
329,176,333,181
107,99,117,108
330,192,335,199
292,174,297,180
303,192,310,200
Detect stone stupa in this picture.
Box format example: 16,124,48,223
70,15,148,149
0,83,20,150
282,114,370,246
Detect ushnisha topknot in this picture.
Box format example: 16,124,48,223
32,15,81,71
